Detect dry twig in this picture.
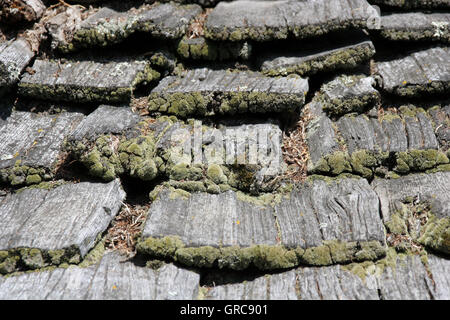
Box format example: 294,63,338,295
187,9,212,39
105,202,150,256
281,107,313,182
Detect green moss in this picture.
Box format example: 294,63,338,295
18,78,142,103
314,148,448,178
341,247,401,282
169,180,207,193
137,235,386,270
206,182,221,194
148,92,209,118
176,38,191,59
176,246,220,268
393,81,449,98
148,89,301,118
355,241,387,261
418,216,450,255
25,174,42,185
176,36,251,61
235,191,284,208
169,163,202,181
386,214,408,235
394,149,449,173
0,165,49,187
168,187,191,200
350,150,378,178
0,251,8,262
217,246,253,270
136,236,185,260
70,133,160,182
324,240,357,263
252,245,299,270
326,151,352,175
207,164,227,184
380,112,401,123
398,105,427,118
433,164,450,173
305,173,361,184
385,199,450,256
307,157,330,173
227,164,257,192
16,180,67,193
78,237,106,268
380,28,447,42
299,246,333,266
303,240,386,266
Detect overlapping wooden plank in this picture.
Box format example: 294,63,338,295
372,172,450,255
68,105,140,142
316,75,380,117
0,180,125,274
259,32,375,76
18,59,157,103
306,105,449,177
376,47,450,97
205,253,450,300
137,177,386,270
0,38,34,96
205,265,378,300
50,3,202,52
0,110,84,186
379,13,450,43
204,0,378,41
0,252,200,299
148,68,308,117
